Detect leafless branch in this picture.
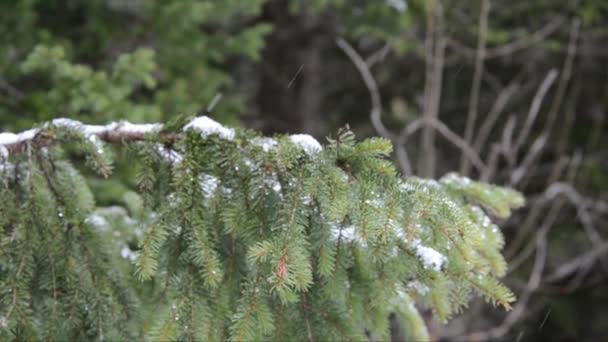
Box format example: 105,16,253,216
447,16,565,60
419,1,446,177
366,42,392,68
336,37,393,140
473,82,519,155
545,240,608,283
512,70,558,156
461,0,490,176
510,134,547,186
0,75,24,100
396,117,486,174
505,156,569,259
508,153,582,272
545,19,580,135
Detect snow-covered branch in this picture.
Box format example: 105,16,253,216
0,116,323,159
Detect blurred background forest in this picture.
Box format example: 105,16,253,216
0,0,607,340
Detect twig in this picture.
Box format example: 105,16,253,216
461,0,490,175
419,0,446,177
447,16,565,59
473,81,520,155
206,93,223,112
287,65,305,89
512,70,558,157
505,156,569,259
366,42,392,68
0,75,24,100
544,19,580,136
510,134,547,186
508,153,582,273
545,240,608,283
336,37,393,140
396,117,486,174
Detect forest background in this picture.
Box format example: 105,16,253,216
0,0,607,340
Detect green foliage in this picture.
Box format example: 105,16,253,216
0,117,522,340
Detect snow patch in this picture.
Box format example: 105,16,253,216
407,280,429,295
289,134,322,155
157,144,183,163
412,239,446,271
0,129,38,146
0,145,7,160
114,121,162,134
183,116,235,140
85,213,109,231
252,137,278,152
387,0,407,12
331,224,359,243
120,246,138,262
199,174,219,198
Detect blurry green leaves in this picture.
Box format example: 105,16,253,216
21,44,160,123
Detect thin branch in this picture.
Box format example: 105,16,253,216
473,81,520,155
366,42,392,68
508,153,582,273
447,16,565,60
0,75,25,100
544,19,580,136
419,0,446,177
510,134,548,186
396,117,486,174
336,37,393,140
461,0,490,175
545,240,608,283
1,119,168,155
505,156,569,259
512,70,558,156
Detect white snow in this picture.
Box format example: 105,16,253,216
183,116,235,140
289,134,322,155
51,118,83,129
85,213,109,231
387,0,407,12
157,144,183,163
120,246,138,262
412,239,447,271
331,224,358,243
0,146,7,160
114,121,162,134
0,129,38,146
264,172,282,194
441,172,472,186
407,280,430,295
199,174,219,198
252,137,278,152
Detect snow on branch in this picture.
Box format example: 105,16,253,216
0,115,324,158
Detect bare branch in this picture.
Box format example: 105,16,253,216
366,42,392,68
336,37,393,140
513,70,558,155
510,134,548,186
545,239,608,284
508,153,582,273
473,82,520,155
461,0,490,175
419,0,446,177
545,19,580,136
0,75,24,100
447,16,565,60
396,117,486,174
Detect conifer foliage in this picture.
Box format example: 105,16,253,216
0,115,523,341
